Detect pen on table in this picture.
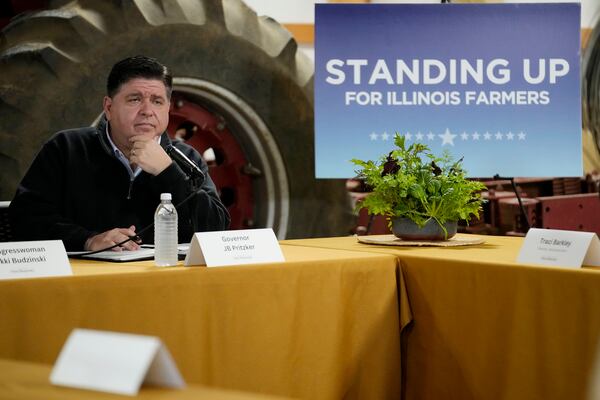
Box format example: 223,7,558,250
129,235,142,244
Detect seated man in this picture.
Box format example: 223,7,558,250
9,55,230,251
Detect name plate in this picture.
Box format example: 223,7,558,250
517,228,600,268
0,240,71,280
185,228,285,267
50,329,185,396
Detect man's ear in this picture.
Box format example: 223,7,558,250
103,96,112,119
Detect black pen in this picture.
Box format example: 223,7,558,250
129,235,142,244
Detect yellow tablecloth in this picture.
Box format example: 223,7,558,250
0,245,402,400
0,358,289,400
283,234,600,400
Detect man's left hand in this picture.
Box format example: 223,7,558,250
129,135,172,175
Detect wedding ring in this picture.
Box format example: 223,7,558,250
132,149,136,156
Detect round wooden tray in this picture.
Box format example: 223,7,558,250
357,234,485,247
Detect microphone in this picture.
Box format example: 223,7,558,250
165,144,205,184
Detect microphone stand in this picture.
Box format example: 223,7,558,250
187,174,203,237
493,174,531,232
165,143,206,239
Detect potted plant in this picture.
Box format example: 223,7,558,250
351,133,486,240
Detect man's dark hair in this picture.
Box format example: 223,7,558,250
106,55,172,98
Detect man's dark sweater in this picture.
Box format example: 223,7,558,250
9,118,230,250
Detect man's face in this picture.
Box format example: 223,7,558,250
103,78,170,148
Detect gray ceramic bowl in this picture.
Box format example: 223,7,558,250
391,217,457,241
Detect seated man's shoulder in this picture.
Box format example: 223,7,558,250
47,126,99,146
52,126,97,139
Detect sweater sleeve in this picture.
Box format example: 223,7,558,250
9,135,96,250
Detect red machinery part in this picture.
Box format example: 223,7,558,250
537,193,600,235
168,93,254,230
497,197,539,235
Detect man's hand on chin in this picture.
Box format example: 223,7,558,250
128,135,172,175
85,225,141,251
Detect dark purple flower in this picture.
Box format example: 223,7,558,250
431,161,442,176
382,152,400,176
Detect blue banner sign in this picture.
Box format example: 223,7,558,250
315,3,581,178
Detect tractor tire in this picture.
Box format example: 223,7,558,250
583,17,600,156
0,0,352,239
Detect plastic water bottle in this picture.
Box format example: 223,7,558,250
154,193,178,267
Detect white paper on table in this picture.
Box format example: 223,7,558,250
50,328,185,396
0,240,71,280
517,228,600,268
185,228,284,267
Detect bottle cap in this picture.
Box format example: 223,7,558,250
160,193,172,201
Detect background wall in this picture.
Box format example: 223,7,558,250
245,0,599,60
246,0,597,27
244,0,600,173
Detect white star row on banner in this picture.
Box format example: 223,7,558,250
369,129,527,146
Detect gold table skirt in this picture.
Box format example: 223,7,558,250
283,234,600,400
0,245,403,400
